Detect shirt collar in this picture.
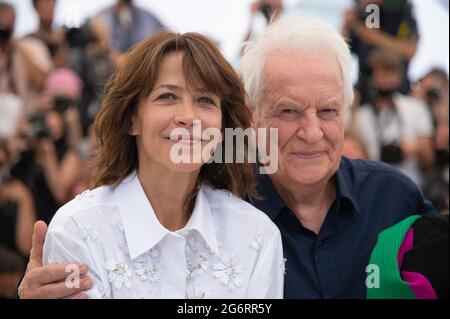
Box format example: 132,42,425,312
114,171,220,260
183,185,221,256
252,157,361,219
334,157,361,215
252,173,287,220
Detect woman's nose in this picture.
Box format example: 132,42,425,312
174,101,196,127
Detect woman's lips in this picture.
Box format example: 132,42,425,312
176,139,201,145
291,151,325,159
167,136,202,145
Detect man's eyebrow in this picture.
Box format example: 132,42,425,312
321,99,342,106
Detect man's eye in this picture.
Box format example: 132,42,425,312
278,108,299,120
318,108,339,120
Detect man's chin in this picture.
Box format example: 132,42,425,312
283,166,331,186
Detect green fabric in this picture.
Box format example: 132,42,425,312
366,215,421,299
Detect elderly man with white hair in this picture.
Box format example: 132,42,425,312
17,15,435,299
240,15,435,298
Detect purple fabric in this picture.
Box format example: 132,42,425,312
397,227,438,299
397,228,414,268
400,271,438,299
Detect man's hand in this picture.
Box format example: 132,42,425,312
18,221,93,299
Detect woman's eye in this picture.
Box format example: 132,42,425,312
157,93,178,101
318,107,339,120
198,96,216,106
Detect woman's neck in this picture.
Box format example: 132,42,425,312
137,163,199,232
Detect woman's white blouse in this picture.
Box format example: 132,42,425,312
43,172,284,299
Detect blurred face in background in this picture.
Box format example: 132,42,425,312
342,135,367,160
118,0,133,7
264,0,283,12
417,73,449,107
34,0,56,28
0,6,14,45
372,67,402,96
46,110,65,141
420,74,448,94
258,0,283,22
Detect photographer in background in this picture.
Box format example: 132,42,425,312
243,0,283,43
53,20,115,134
412,68,449,141
92,0,165,55
354,49,435,188
342,0,419,104
37,68,84,151
412,68,449,214
0,2,53,112
27,0,62,59
11,70,82,224
0,139,36,258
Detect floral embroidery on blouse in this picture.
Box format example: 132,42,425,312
186,282,208,299
185,234,211,279
115,219,125,234
84,222,100,241
250,234,262,251
213,256,244,292
106,255,132,290
133,249,162,283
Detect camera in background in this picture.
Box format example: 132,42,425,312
53,95,73,114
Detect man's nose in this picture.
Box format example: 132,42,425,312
296,113,324,143
174,100,196,127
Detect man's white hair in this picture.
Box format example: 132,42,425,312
239,14,354,115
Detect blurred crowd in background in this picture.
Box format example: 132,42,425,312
0,0,448,299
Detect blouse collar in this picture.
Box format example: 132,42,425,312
114,171,220,260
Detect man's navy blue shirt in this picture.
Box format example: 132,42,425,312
250,157,436,299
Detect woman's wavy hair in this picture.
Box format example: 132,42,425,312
90,31,256,213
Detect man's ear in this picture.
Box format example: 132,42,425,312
246,99,257,130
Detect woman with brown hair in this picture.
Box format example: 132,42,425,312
40,31,284,299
